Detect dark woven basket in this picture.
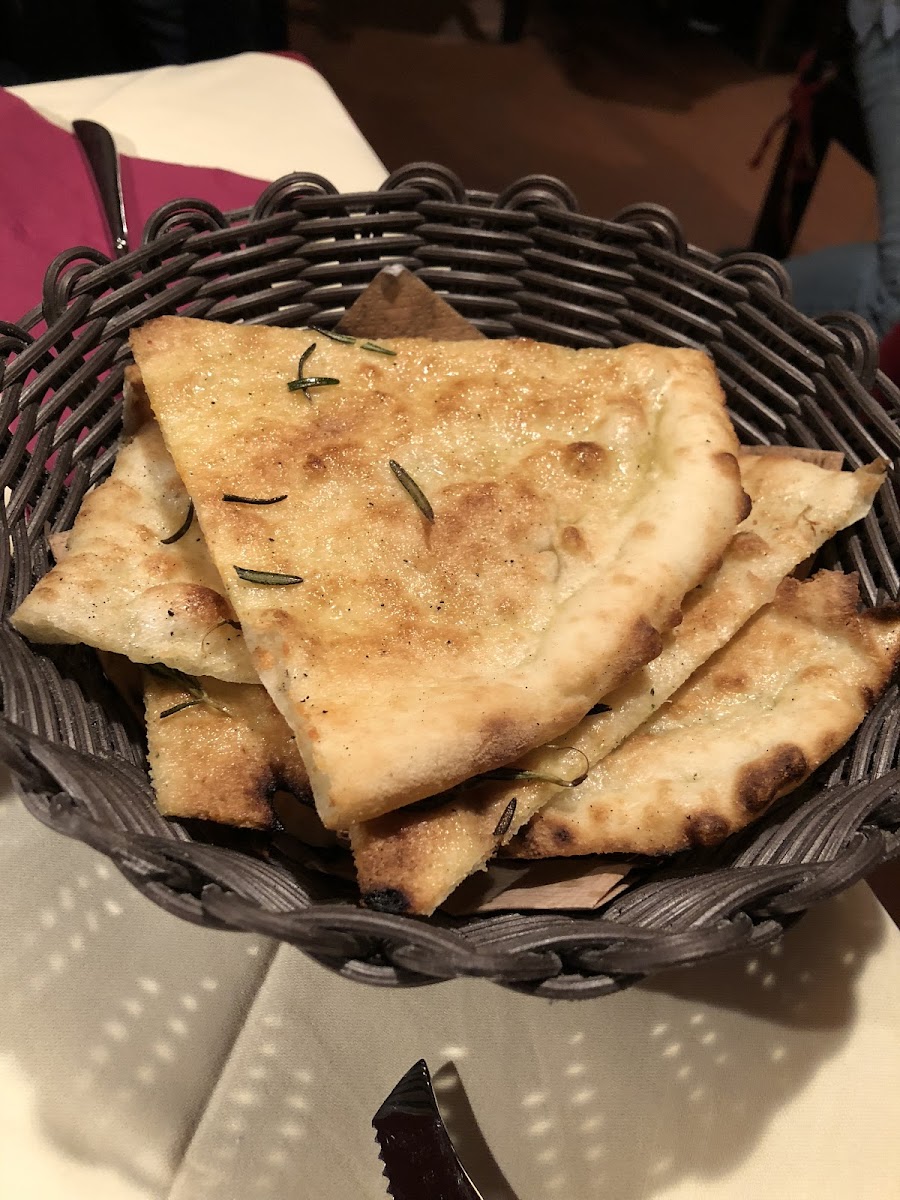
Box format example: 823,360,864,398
3,163,900,999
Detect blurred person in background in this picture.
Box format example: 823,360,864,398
785,2,900,345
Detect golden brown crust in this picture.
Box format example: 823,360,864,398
353,454,885,913
122,364,153,431
735,745,809,816
513,459,886,855
683,811,731,847
352,784,505,915
133,318,745,828
144,674,309,829
713,451,752,522
508,570,900,857
10,391,255,683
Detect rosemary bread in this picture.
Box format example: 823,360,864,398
504,571,900,856
511,453,887,855
132,317,746,829
351,453,886,913
144,670,309,829
11,369,255,683
10,300,897,918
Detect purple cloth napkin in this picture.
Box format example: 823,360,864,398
1,87,269,322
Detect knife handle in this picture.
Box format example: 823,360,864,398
73,119,129,257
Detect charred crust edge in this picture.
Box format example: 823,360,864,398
684,811,731,847
736,744,809,816
361,888,411,914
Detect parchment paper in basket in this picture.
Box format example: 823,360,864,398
443,859,634,914
337,263,485,342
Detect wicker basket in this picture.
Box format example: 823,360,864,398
2,163,900,999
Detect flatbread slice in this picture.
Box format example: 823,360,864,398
512,453,886,855
505,570,900,855
351,453,884,913
11,369,256,683
132,317,746,828
144,672,309,829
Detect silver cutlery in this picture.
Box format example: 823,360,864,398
72,118,129,257
373,1059,485,1199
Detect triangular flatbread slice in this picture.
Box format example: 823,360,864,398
132,317,746,827
351,454,884,913
144,672,309,829
11,369,255,683
513,454,887,856
505,570,900,855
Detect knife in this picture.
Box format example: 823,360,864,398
373,1059,484,1199
72,119,129,257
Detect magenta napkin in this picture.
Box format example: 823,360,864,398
0,87,269,322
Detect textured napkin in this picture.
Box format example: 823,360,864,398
0,88,267,321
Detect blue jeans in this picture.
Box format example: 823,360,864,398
785,24,900,339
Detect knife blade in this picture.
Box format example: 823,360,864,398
373,1059,483,1199
72,119,129,257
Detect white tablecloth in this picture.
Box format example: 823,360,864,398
9,52,386,192
2,52,899,1200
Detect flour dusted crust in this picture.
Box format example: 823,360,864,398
10,370,255,684
144,673,309,829
506,571,900,856
132,317,746,828
352,455,885,913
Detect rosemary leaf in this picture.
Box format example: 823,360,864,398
287,345,341,399
588,702,612,715
159,699,201,719
146,663,228,716
309,326,356,344
360,341,397,356
388,459,434,522
475,766,589,788
160,500,194,545
493,797,518,838
200,618,242,648
145,662,204,700
474,748,590,790
222,493,288,505
234,566,304,585
287,375,340,396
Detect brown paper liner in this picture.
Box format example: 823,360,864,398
338,265,485,342
443,859,634,914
